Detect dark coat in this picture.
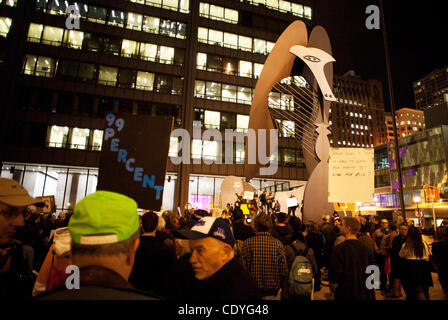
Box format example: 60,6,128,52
232,221,255,241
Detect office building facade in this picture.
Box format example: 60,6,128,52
414,66,448,110
0,0,314,212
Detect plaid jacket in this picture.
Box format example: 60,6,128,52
240,232,288,296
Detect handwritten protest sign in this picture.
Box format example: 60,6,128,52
328,148,374,203
97,114,172,210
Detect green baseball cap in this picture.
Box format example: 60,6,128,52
69,191,139,245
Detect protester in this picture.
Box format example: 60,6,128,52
271,212,291,245
399,227,433,300
240,214,288,299
357,222,375,259
373,218,390,291
129,211,176,296
389,223,408,298
432,226,448,298
305,223,324,292
380,223,398,293
287,194,298,216
173,216,262,300
273,200,280,213
260,191,267,213
32,227,72,296
38,191,159,300
231,208,255,241
329,217,376,300
0,178,46,299
321,215,337,269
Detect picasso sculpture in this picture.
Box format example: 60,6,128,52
245,20,336,222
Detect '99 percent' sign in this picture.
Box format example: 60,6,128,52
97,113,173,210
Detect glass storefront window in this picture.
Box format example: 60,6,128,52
236,114,249,132
238,35,252,51
224,32,237,49
136,71,154,91
42,26,64,46
239,60,252,78
237,87,252,104
36,56,57,78
71,128,90,150
63,30,84,49
121,39,139,57
197,52,207,70
27,23,43,42
92,130,103,151
126,12,143,30
222,84,237,103
139,42,157,61
204,110,220,129
48,125,69,148
98,66,117,86
195,80,205,98
254,63,263,78
143,16,160,33
206,82,221,100
159,46,174,64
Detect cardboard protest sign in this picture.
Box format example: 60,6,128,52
34,196,56,214
286,197,298,208
328,148,374,203
97,114,172,210
243,191,254,200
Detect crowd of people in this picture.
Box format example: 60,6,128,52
1,177,448,301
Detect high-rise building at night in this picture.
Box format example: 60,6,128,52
329,70,387,148
0,0,315,212
414,66,448,110
395,107,425,138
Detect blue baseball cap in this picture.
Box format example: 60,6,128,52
174,216,235,247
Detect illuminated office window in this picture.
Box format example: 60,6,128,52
130,0,145,3
126,12,143,30
136,71,154,91
224,8,238,23
292,3,304,17
204,110,220,129
160,19,177,37
209,29,223,45
27,23,43,42
236,114,249,132
108,9,125,27
92,130,104,151
283,121,295,138
36,56,57,77
98,66,118,86
269,92,281,109
223,58,237,75
238,35,252,51
199,2,209,16
222,84,237,103
266,0,279,9
304,6,312,19
236,143,245,163
23,55,37,75
254,63,263,78
159,46,174,63
266,41,275,53
163,0,179,11
169,137,179,157
238,87,252,104
139,42,157,61
279,1,291,12
239,60,252,78
143,16,160,33
210,5,224,20
202,140,219,162
197,52,207,70
71,128,90,150
195,80,206,98
48,125,69,148
192,139,202,159
206,82,221,100
42,26,64,45
179,0,189,13
63,30,84,49
121,39,139,57
198,27,208,43
224,32,237,49
253,39,266,54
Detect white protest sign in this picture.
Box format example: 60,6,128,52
243,191,254,200
328,148,374,203
286,197,298,208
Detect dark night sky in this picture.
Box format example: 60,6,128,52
314,0,447,111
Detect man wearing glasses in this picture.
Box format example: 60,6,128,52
0,178,44,298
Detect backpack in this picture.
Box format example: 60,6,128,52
287,244,313,297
